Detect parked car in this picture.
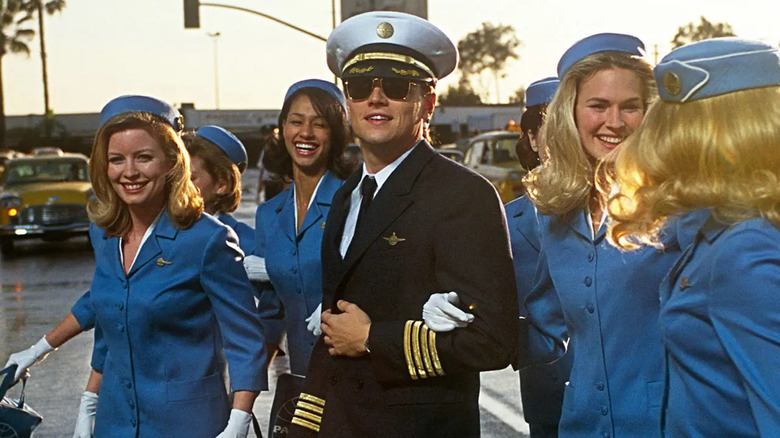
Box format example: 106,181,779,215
0,152,95,256
0,150,23,179
461,131,525,203
32,146,64,156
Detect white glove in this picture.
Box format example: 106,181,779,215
215,409,252,438
72,391,98,438
422,292,475,332
243,255,270,282
3,336,54,381
305,303,323,336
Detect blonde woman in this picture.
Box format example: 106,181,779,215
609,38,780,437
520,33,678,437
84,96,266,437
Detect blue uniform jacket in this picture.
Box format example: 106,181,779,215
217,213,255,255
255,171,343,375
88,211,267,438
660,211,780,437
525,210,680,438
506,196,572,427
71,213,261,370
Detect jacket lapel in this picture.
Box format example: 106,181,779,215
127,212,176,277
105,230,126,281
297,171,341,239
321,170,360,306
559,209,592,242
512,197,541,252
659,210,712,304
342,142,435,267
275,189,296,243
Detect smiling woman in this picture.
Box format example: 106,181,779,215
518,33,681,438
251,79,355,377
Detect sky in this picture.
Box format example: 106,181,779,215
4,0,779,116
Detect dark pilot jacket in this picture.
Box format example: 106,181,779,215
289,141,519,438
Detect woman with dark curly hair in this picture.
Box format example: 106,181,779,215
246,79,355,375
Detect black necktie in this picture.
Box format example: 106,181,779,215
354,175,377,237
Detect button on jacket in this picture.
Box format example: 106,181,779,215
505,196,572,429
255,171,344,375
525,210,680,438
660,212,780,437
88,211,267,438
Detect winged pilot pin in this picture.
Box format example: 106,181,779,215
382,232,406,246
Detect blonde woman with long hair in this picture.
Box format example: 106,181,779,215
521,33,679,437
609,38,780,437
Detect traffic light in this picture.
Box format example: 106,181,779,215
184,0,200,29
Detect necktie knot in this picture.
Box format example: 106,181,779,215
361,176,377,199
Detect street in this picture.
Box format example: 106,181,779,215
0,169,529,437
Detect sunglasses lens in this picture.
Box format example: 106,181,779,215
382,78,411,100
346,78,373,100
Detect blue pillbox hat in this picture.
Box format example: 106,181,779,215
196,125,248,171
284,79,347,114
655,37,780,103
557,33,645,77
525,77,560,107
100,95,183,131
326,11,458,81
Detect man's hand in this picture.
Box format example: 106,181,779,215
321,300,371,357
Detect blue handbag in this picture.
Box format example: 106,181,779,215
0,365,43,438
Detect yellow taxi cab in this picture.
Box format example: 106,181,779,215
0,152,95,256
460,131,525,203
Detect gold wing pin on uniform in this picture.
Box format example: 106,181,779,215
382,232,406,246
156,257,173,267
679,277,691,291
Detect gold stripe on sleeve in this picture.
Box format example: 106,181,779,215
299,393,326,407
429,328,445,376
296,401,324,415
291,417,321,432
293,408,322,424
420,324,437,376
411,321,427,379
404,320,418,380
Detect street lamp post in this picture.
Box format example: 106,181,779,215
207,31,221,109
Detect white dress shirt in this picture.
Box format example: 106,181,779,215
339,145,417,257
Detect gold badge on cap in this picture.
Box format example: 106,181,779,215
156,257,173,267
663,71,682,96
376,22,394,39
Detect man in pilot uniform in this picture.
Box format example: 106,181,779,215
288,11,519,438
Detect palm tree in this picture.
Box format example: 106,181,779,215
0,1,35,147
28,0,65,138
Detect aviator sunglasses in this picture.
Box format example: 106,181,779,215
344,77,432,101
